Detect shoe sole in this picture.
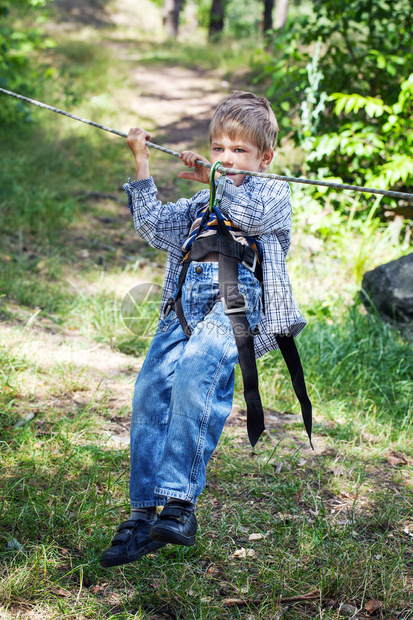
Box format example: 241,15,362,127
99,540,166,567
149,524,196,546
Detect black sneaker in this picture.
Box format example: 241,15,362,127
149,501,197,546
100,517,166,567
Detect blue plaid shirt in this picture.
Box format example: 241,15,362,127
124,175,306,358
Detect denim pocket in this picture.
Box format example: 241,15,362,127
157,309,179,333
182,279,220,333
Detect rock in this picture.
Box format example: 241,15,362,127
339,603,358,617
361,254,413,333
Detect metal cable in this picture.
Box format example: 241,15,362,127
1,87,412,202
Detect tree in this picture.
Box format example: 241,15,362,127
209,0,226,38
274,0,288,29
263,0,274,33
264,0,413,123
163,0,185,38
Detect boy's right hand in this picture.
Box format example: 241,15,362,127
127,127,151,181
178,151,210,184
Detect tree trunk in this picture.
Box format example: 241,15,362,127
209,0,225,39
263,0,274,33
274,0,289,29
163,0,185,38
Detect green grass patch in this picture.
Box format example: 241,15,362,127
258,303,413,441
0,407,412,618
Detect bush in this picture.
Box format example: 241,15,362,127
0,0,55,124
261,0,413,217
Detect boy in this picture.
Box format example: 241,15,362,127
100,91,308,568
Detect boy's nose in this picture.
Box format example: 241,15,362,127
222,152,233,167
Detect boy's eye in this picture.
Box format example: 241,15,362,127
234,148,246,153
213,147,223,152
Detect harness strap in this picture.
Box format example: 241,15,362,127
184,234,257,268
217,245,265,447
164,193,313,449
275,335,313,449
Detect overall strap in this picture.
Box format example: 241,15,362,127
167,204,212,337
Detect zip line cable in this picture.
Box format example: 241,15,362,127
1,87,413,202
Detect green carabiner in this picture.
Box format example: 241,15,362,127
209,160,223,212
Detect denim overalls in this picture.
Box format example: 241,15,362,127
129,260,262,508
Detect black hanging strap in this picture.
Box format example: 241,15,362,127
275,335,313,449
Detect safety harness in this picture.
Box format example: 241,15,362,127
165,163,313,448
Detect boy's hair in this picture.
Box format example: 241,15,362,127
209,91,279,154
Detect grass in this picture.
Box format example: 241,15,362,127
1,5,413,619
0,393,412,618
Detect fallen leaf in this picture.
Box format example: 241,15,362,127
231,548,256,559
274,513,301,522
294,489,303,503
7,538,22,550
331,466,346,476
386,454,407,467
51,586,72,598
272,462,284,474
365,599,383,614
222,598,247,606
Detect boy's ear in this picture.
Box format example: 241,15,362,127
260,148,274,171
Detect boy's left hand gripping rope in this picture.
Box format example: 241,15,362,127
1,87,413,202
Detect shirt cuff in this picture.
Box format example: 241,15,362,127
124,176,155,191
123,177,156,211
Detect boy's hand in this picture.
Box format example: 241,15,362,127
127,127,151,181
178,151,210,184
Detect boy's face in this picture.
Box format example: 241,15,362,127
210,134,273,187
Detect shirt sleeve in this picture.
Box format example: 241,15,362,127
218,176,292,236
124,177,208,254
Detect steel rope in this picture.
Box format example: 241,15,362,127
1,87,412,202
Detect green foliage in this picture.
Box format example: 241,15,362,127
193,0,210,29
0,0,55,123
262,0,413,134
264,0,412,106
262,0,413,217
224,0,261,38
308,74,413,193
